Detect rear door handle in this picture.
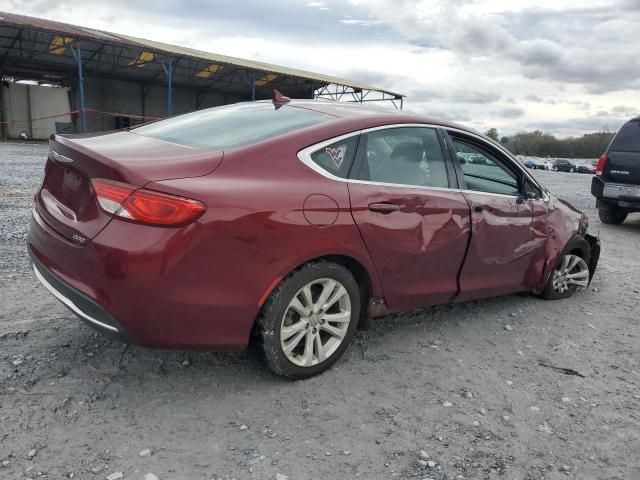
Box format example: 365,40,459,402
474,205,495,213
368,202,400,213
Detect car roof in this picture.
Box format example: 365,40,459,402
259,99,480,136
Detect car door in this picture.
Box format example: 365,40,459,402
445,130,548,301
348,126,471,312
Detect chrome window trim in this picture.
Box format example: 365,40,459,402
297,123,549,202
298,130,365,182
33,263,119,333
297,123,456,193
350,178,462,195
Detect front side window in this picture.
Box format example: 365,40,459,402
310,136,359,179
353,127,450,188
134,103,331,149
451,138,520,196
524,177,542,199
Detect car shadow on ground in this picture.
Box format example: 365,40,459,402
13,290,542,402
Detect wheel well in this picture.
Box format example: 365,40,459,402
569,247,585,258
257,255,373,331
312,255,373,329
564,235,590,264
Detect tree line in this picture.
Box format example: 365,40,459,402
484,128,614,159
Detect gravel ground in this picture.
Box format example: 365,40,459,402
1,141,639,480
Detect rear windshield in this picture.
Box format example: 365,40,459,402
134,103,332,149
611,120,640,152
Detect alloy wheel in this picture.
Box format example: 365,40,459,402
551,254,589,294
280,278,352,367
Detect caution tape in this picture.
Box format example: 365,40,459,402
0,108,164,124
0,110,79,124
83,108,163,121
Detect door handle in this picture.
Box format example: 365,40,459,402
473,205,483,213
368,202,400,213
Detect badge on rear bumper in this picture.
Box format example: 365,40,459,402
72,233,87,244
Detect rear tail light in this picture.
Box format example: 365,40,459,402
595,153,607,176
91,179,205,226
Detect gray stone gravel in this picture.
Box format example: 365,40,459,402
0,142,47,281
1,142,639,479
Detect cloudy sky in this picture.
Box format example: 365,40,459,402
3,0,639,137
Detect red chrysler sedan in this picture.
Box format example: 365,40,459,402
28,98,600,379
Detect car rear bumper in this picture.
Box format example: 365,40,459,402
30,249,132,343
27,205,268,350
592,177,640,210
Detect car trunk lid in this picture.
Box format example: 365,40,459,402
35,132,223,243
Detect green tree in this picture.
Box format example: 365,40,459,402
502,130,614,158
485,128,499,141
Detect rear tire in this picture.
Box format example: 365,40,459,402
598,206,627,225
256,262,361,379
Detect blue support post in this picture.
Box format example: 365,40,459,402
166,60,173,117
310,83,314,99
74,44,87,133
251,72,256,101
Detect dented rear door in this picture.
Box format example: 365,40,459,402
348,126,471,312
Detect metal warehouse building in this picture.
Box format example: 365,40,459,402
0,12,404,140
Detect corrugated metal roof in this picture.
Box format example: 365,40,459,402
117,33,399,95
0,11,403,98
0,12,123,41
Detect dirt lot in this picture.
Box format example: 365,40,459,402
1,141,638,480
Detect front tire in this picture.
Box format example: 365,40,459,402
598,206,627,225
541,253,590,300
257,262,361,379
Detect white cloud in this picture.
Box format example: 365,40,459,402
1,0,638,137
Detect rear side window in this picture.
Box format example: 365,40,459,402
610,121,640,152
310,136,359,179
134,103,332,149
353,127,450,188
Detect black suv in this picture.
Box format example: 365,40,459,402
592,117,640,224
552,158,578,172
